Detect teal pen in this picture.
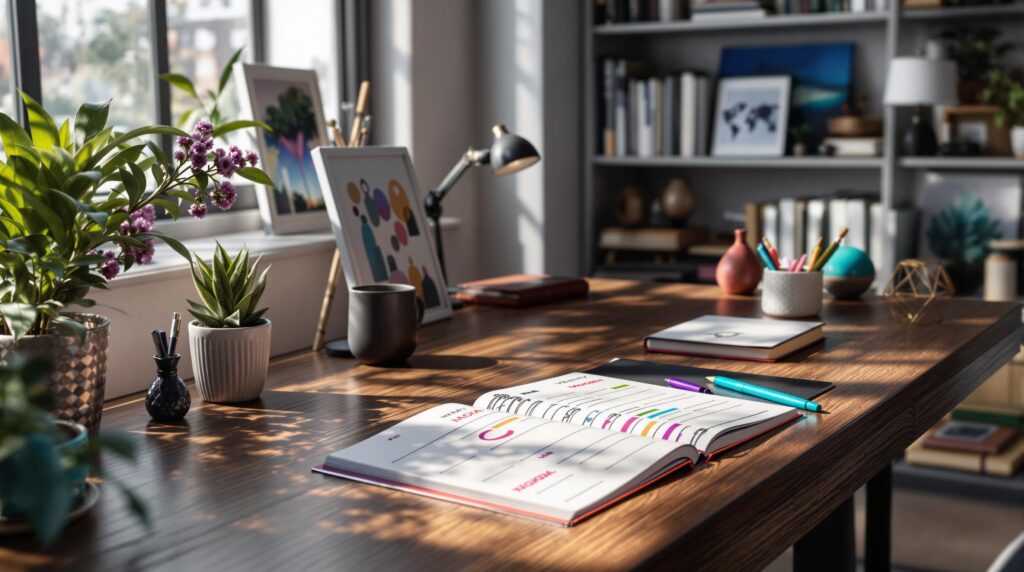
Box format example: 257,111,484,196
756,243,778,270
705,375,823,412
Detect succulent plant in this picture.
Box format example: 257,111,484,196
187,243,270,328
927,195,1002,266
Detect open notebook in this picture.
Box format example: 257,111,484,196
314,373,800,526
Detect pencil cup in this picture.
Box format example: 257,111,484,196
761,270,823,319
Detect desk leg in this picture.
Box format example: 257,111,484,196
865,462,892,572
793,496,855,572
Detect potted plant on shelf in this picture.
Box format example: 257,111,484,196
0,357,148,543
926,195,1002,296
939,27,1013,104
0,91,273,432
983,68,1024,158
187,243,271,403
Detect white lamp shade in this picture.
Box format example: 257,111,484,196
883,57,958,106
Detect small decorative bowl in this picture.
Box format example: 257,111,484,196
823,246,875,299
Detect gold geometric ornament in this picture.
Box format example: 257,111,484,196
882,259,955,325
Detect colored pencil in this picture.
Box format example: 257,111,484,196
795,253,808,272
807,236,824,271
811,227,848,271
756,243,778,270
761,237,782,268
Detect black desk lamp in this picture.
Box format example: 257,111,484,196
424,124,540,283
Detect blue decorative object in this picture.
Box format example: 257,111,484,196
823,245,875,298
719,43,854,148
145,355,191,422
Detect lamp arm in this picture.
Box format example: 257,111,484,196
424,147,490,284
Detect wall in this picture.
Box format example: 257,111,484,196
475,0,582,277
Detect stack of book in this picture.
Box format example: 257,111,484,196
745,194,917,281
597,59,711,158
822,136,883,157
774,0,889,13
690,0,768,20
595,0,687,23
906,415,1024,477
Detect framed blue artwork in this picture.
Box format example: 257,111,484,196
718,43,855,146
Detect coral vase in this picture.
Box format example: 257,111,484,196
716,229,763,295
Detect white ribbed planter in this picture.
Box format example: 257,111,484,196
188,319,271,403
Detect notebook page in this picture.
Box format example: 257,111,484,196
473,373,796,453
324,403,694,522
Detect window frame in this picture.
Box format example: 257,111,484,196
3,0,369,240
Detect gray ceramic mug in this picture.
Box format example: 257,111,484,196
348,284,424,364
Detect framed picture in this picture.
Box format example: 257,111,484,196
712,76,791,157
719,43,854,148
942,105,1011,156
312,146,453,325
236,63,331,234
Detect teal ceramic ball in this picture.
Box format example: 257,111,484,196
823,246,875,299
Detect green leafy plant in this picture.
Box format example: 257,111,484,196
188,243,270,328
0,92,274,341
983,68,1024,128
940,27,1013,84
161,47,268,137
0,357,148,543
927,195,1002,266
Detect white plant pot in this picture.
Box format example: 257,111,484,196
188,319,271,403
1012,126,1024,159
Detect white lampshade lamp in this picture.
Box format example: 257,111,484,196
883,57,958,156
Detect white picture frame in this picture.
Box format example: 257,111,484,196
312,146,453,325
711,76,791,158
235,63,331,234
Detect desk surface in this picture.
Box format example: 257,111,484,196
3,280,1021,571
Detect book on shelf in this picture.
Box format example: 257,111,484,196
952,404,1024,433
923,420,1018,454
599,226,711,252
600,0,688,23
596,0,888,23
314,372,800,526
644,314,824,361
823,136,882,157
905,432,1024,477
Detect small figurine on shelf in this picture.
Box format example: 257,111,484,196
145,313,190,422
789,123,812,156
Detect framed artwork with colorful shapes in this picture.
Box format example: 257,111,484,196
312,146,453,324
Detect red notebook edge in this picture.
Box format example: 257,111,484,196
312,458,695,528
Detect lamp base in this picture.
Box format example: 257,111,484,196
902,112,938,156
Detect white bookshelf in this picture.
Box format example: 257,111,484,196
581,1,1024,275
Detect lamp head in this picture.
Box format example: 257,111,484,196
488,124,540,176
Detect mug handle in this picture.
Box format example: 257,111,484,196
415,295,425,325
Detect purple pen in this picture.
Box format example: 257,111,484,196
666,377,712,394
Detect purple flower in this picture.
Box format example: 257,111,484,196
188,201,208,219
174,150,185,162
214,148,227,159
99,250,120,280
213,181,237,211
190,151,208,170
127,239,155,265
118,205,157,236
177,135,193,149
229,145,244,164
245,151,259,167
194,119,214,135
216,155,236,178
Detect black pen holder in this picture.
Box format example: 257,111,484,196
145,354,191,422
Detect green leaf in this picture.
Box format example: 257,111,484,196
0,303,38,339
50,315,86,342
2,434,72,544
160,73,198,99
74,100,111,144
225,309,241,327
0,113,34,160
143,232,191,262
20,91,59,150
58,119,72,150
116,483,150,530
211,120,270,138
175,108,197,130
236,166,274,187
218,47,245,95
91,431,136,461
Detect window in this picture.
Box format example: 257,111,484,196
167,0,251,128
37,0,156,130
266,0,340,122
0,2,13,121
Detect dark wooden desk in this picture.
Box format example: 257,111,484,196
3,280,1021,571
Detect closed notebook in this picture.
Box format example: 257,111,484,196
923,420,1017,454
454,275,589,307
644,315,824,362
315,372,799,527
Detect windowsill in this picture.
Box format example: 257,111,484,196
109,217,463,288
